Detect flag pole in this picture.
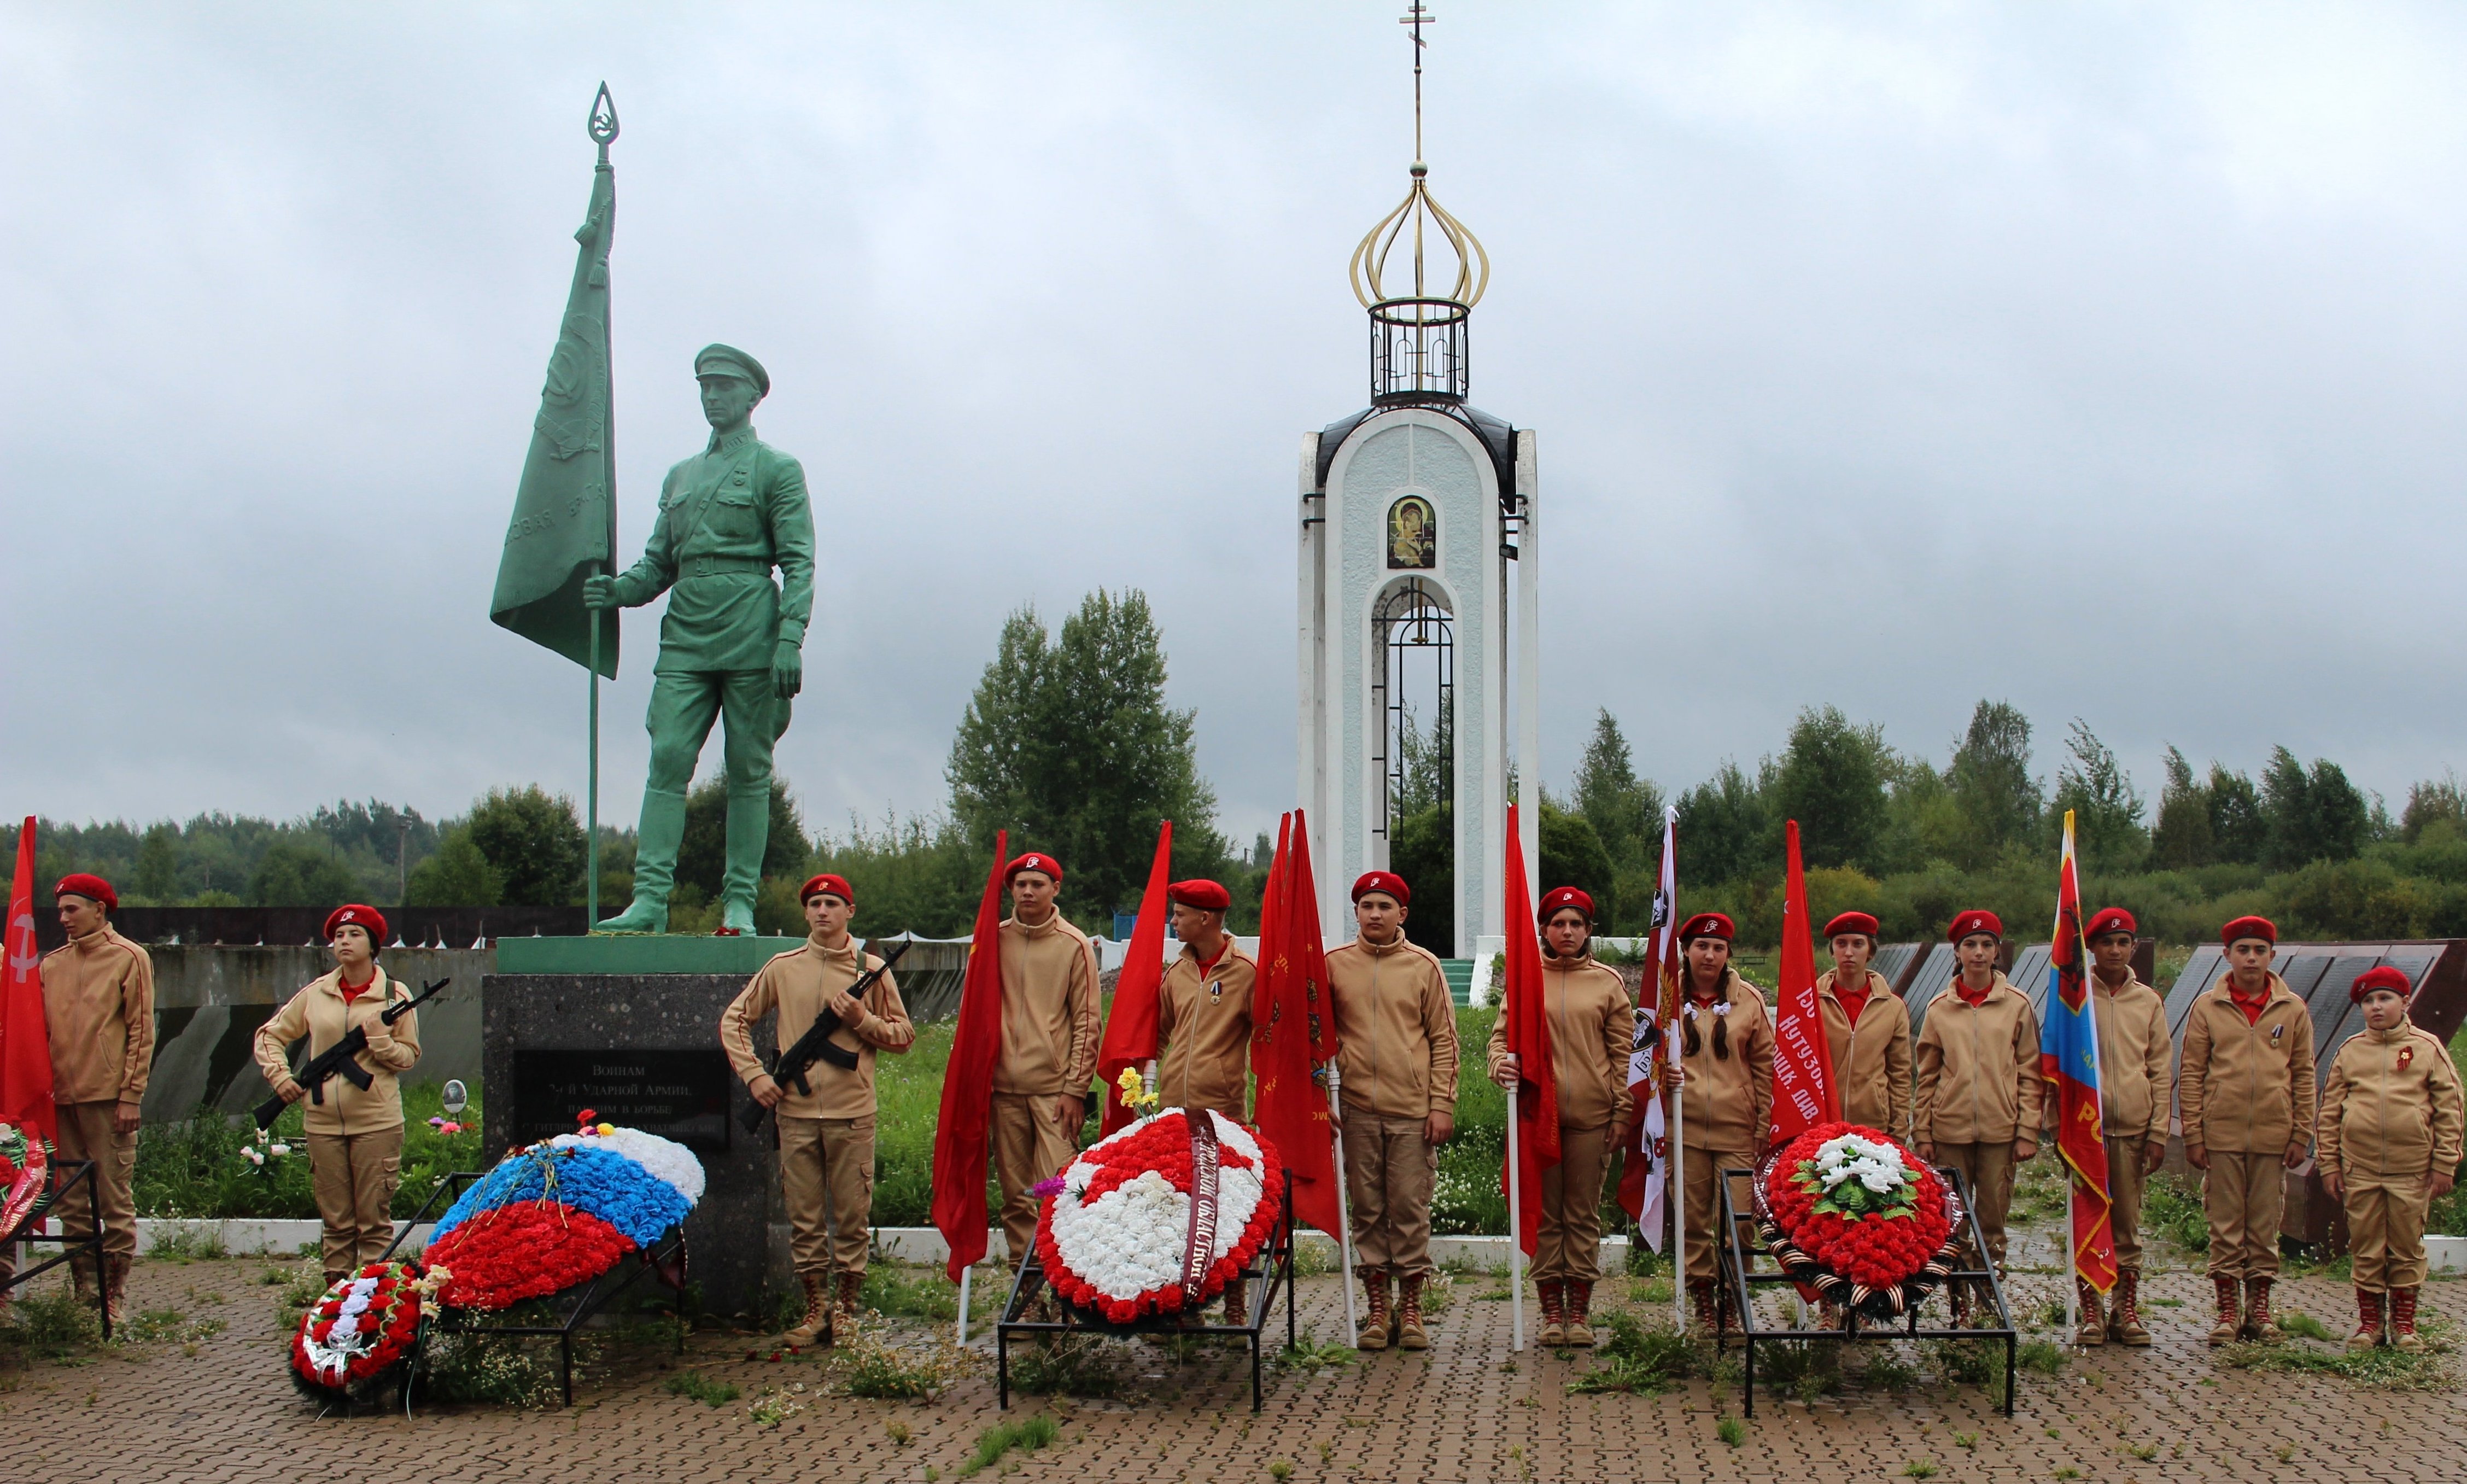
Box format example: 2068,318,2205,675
1327,1065,1359,1343
2065,1180,2077,1340
1669,1049,1687,1332
587,562,601,927
1506,1081,1525,1351
956,1264,972,1347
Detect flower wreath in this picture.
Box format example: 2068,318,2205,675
420,1114,703,1312
1752,1121,1963,1321
1033,1108,1283,1325
0,1123,57,1240
290,1260,446,1403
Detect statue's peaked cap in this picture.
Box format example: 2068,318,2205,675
694,343,769,395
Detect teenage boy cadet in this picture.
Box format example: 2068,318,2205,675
991,852,1101,1276
1154,878,1259,1323
2316,964,2464,1352
1817,911,1912,1142
1913,910,2042,1279
2064,908,2171,1345
2178,915,2316,1344
20,876,154,1324
721,873,915,1347
1325,870,1459,1352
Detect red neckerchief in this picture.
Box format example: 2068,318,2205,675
339,972,376,1004
2229,979,2270,1026
1955,976,1994,1008
1834,974,1871,1026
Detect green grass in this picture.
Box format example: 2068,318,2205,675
2141,1172,2211,1252
1277,1335,1357,1372
958,1413,1060,1477
2276,1310,2337,1342
0,1287,101,1362
1899,1460,1939,1479
862,1264,961,1323
2018,1340,2068,1376
1568,1312,1696,1395
1003,1333,1123,1397
2219,1331,2455,1390
135,1082,487,1222
842,1333,961,1399
662,1370,741,1407
1715,1416,1746,1447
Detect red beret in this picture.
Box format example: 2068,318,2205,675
2085,907,2137,941
2221,915,2276,947
1949,909,2002,943
799,873,853,904
1005,852,1063,885
323,904,387,945
2351,965,2412,1003
1351,870,1409,907
1677,911,1734,943
1168,879,1230,912
52,873,116,912
1539,886,1594,922
1822,911,1880,942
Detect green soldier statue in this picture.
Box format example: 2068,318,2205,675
584,344,815,934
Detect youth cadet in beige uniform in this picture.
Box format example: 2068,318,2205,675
1325,869,1458,1352
2179,915,2316,1345
254,904,422,1287
2316,963,2463,1353
1489,886,1633,1348
13,875,155,1324
2068,907,2170,1347
1816,910,1913,1142
722,873,915,1347
1912,910,2042,1279
990,852,1101,1276
1664,911,1772,1334
1153,877,1258,1324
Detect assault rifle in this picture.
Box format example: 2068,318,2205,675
254,977,452,1131
739,940,909,1134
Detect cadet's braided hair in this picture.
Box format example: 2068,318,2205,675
1680,963,1738,1060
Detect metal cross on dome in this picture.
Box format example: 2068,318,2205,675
1400,4,1435,161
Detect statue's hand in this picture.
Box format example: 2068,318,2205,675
773,640,803,699
582,574,618,610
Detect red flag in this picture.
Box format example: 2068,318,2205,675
1095,821,1173,1136
1252,811,1343,1234
932,830,1008,1282
1766,820,1835,1146
2,820,54,1142
1498,802,1559,1257
2041,811,2119,1293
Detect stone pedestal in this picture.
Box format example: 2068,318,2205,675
483,936,806,1323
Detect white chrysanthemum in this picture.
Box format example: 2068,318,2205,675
1045,1109,1267,1304
548,1127,706,1206
1813,1134,1907,1195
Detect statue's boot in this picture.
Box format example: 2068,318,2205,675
716,785,768,935
597,787,685,932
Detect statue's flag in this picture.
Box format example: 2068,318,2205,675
2,820,55,1143
2041,810,2120,1294
1252,811,1343,1235
489,84,621,678
1617,807,1679,1234
933,831,1008,1281
1767,820,1835,1146
1095,822,1172,1137
1498,803,1560,1258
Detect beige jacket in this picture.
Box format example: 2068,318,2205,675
1818,969,1912,1141
2316,1023,2465,1183
720,933,915,1120
1156,939,1256,1118
252,967,422,1135
40,926,156,1106
1488,953,1635,1132
2179,973,2317,1154
1673,975,1774,1154
2086,974,2171,1145
1327,934,1459,1120
1913,974,2044,1145
993,912,1101,1098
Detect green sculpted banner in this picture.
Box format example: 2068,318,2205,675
490,92,621,679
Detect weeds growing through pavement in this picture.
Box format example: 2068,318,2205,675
0,1287,100,1363
662,1371,740,1407
842,1333,964,1400
1004,1333,1123,1398
958,1413,1059,1477
1716,1417,1746,1447
1567,1313,1695,1397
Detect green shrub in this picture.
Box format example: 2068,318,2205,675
135,1083,486,1222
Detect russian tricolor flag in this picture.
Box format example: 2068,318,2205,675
2041,811,2119,1294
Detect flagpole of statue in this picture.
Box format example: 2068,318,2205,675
489,83,623,921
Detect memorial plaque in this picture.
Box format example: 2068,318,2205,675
512,1048,733,1151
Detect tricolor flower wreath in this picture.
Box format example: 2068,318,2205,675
290,1260,447,1404
1752,1121,1963,1320
1033,1108,1283,1324
419,1114,701,1312
0,1123,56,1240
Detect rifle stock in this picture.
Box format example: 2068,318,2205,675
254,977,451,1131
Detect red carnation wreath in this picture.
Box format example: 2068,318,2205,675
290,1260,438,1404
1752,1121,1963,1321
420,1202,635,1311
1033,1109,1284,1325
0,1124,57,1240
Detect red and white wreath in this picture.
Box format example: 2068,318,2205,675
1033,1109,1283,1324
290,1260,444,1403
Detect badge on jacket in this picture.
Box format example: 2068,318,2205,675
2270,1025,2284,1044
2398,1045,2415,1072
1208,978,1223,1004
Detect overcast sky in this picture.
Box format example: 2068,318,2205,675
8,3,2466,848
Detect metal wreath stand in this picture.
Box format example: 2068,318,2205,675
0,1159,110,1341
997,1167,1298,1415
378,1168,689,1409
1716,1160,2018,1418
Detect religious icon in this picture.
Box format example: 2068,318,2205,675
1387,495,1436,569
